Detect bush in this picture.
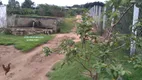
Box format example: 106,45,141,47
42,47,52,56
59,18,75,33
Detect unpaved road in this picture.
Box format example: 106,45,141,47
0,31,80,80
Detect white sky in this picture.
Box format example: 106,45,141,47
1,0,107,6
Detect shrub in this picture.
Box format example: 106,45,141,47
42,47,52,56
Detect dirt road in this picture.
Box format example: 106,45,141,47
0,31,80,80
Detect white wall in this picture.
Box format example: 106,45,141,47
0,5,7,28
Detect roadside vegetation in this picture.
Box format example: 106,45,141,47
59,18,75,33
48,44,142,80
0,33,54,52
48,0,142,79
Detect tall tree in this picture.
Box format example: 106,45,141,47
8,0,16,8
15,1,20,8
22,0,34,8
8,0,20,8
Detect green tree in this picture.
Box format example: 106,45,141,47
60,0,142,79
37,4,51,16
7,0,20,15
8,0,20,8
37,4,65,17
22,0,34,8
60,13,131,80
15,1,20,8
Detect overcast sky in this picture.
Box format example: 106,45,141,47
1,0,107,6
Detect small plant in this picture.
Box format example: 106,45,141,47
59,12,133,80
42,47,52,56
129,54,142,69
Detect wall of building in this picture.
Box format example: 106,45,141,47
7,15,61,32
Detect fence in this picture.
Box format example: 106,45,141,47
0,5,7,28
89,2,104,32
89,1,141,55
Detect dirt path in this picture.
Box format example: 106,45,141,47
0,31,80,80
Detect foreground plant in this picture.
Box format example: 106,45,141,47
43,47,52,56
59,13,132,80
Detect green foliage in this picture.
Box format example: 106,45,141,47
22,0,34,8
65,9,84,17
105,0,133,33
7,0,36,15
49,17,142,80
49,42,142,80
59,18,75,33
43,47,52,56
48,61,91,80
8,0,20,8
49,0,142,80
128,54,142,68
0,33,54,52
37,4,65,17
20,8,36,15
7,0,21,15
51,11,142,80
7,8,36,15
7,0,84,17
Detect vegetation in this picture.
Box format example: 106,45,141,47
71,2,104,9
48,0,142,80
49,19,142,80
36,4,65,17
22,0,34,8
0,33,54,52
8,0,20,9
48,46,142,80
42,47,52,56
6,0,84,17
59,18,75,33
48,59,90,80
0,0,142,79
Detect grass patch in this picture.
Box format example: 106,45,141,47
0,33,54,52
48,43,142,80
59,18,75,33
48,61,91,80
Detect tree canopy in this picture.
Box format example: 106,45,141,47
8,0,20,8
22,0,34,8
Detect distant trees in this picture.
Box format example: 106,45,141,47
71,2,104,9
22,0,34,8
7,0,21,15
37,4,65,17
7,0,36,15
6,0,84,17
8,0,20,8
